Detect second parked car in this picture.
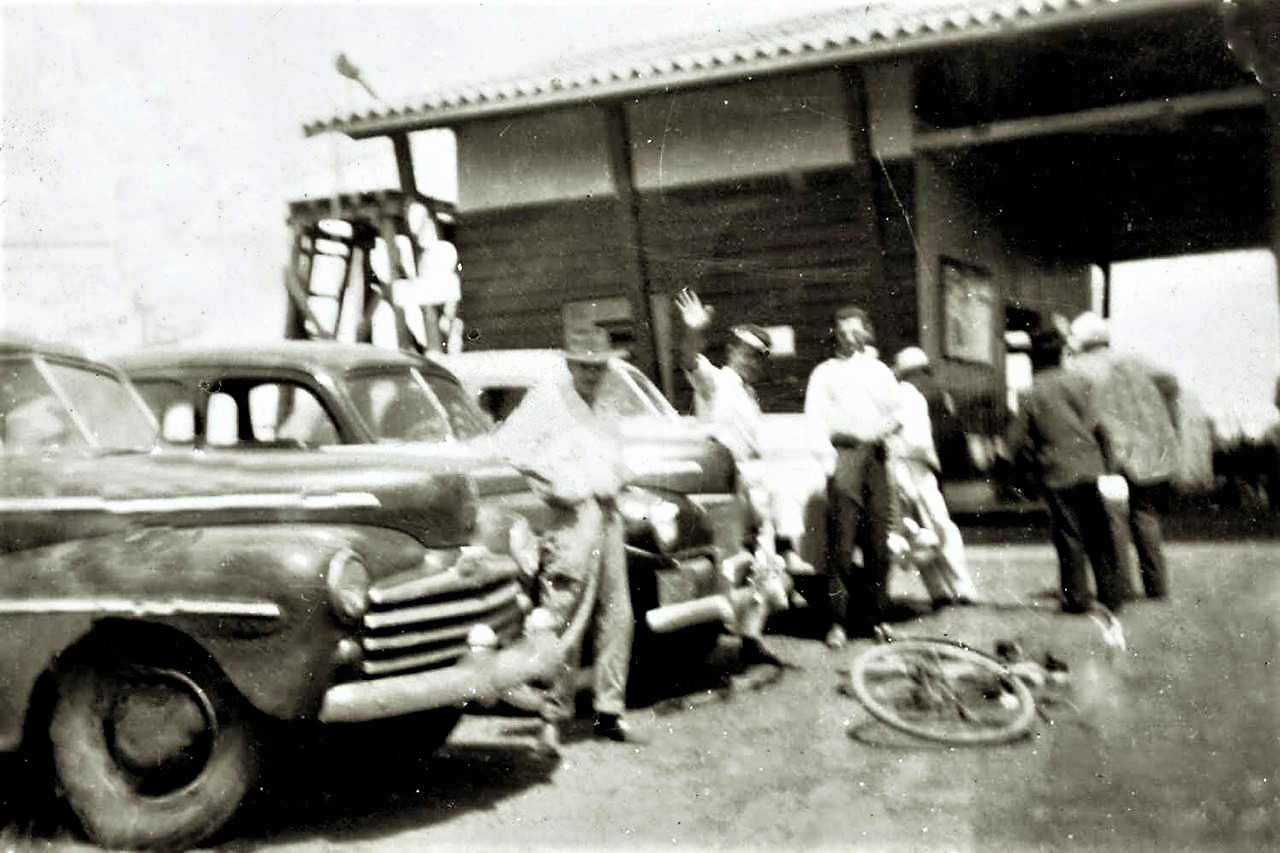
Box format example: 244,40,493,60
117,341,770,670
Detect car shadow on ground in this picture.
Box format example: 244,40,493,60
220,728,560,849
222,637,810,847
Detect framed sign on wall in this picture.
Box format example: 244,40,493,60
940,257,996,365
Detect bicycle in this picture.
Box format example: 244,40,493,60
848,629,1039,746
849,604,1125,746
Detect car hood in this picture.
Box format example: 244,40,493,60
0,447,479,554
621,416,736,495
317,441,530,499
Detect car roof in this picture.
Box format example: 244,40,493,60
0,329,96,363
117,340,458,380
436,349,613,386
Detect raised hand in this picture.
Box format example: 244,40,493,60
674,288,713,330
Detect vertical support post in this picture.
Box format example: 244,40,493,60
838,65,892,344
602,103,660,382
391,133,417,195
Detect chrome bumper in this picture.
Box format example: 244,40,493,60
645,587,755,634
318,630,560,724
645,549,799,634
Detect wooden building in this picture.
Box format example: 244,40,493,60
304,0,1278,425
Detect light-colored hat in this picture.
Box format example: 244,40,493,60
730,324,772,356
1070,311,1110,351
562,324,625,363
893,346,930,376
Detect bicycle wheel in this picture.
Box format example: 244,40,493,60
850,638,1036,746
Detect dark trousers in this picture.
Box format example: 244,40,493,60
824,443,894,635
1045,482,1125,611
1104,480,1169,599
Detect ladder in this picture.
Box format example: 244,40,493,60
283,189,459,353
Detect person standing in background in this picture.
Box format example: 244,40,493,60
673,288,812,578
893,345,971,481
1003,327,1125,614
1068,311,1179,600
496,324,637,749
804,306,902,646
890,346,979,609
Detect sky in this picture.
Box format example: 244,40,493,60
1,0,857,349
2,1,1278,427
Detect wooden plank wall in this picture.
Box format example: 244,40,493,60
639,164,898,413
871,159,920,353
454,161,914,415
453,196,634,350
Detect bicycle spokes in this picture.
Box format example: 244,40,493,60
851,639,1036,745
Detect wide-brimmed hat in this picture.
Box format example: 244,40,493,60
729,323,772,356
893,346,930,376
562,323,625,363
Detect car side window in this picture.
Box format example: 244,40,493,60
252,383,339,447
476,386,527,424
206,382,339,448
133,380,195,445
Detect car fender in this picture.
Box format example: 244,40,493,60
0,523,427,750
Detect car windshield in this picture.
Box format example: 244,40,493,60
420,372,494,439
347,365,496,444
347,368,453,443
0,356,156,454
593,361,676,419
612,361,679,418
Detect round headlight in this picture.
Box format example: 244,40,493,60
326,549,370,625
507,516,541,577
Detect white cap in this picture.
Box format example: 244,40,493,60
893,346,930,375
1070,312,1110,350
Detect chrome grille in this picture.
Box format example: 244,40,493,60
359,552,525,679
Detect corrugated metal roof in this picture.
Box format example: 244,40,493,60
304,0,1210,138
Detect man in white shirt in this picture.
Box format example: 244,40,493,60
497,324,637,748
804,306,902,646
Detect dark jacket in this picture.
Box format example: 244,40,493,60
1005,367,1110,491
903,372,968,478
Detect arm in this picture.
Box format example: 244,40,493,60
674,289,713,375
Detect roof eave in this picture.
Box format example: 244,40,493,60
302,0,1215,139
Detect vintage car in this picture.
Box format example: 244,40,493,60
117,342,777,668
0,332,562,850
438,348,833,571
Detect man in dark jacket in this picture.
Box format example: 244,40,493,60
1004,328,1125,613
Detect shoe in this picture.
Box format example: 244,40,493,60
824,625,848,649
592,713,633,742
931,597,956,611
535,721,561,756
1060,600,1091,615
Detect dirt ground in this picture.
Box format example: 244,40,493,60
4,537,1277,852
